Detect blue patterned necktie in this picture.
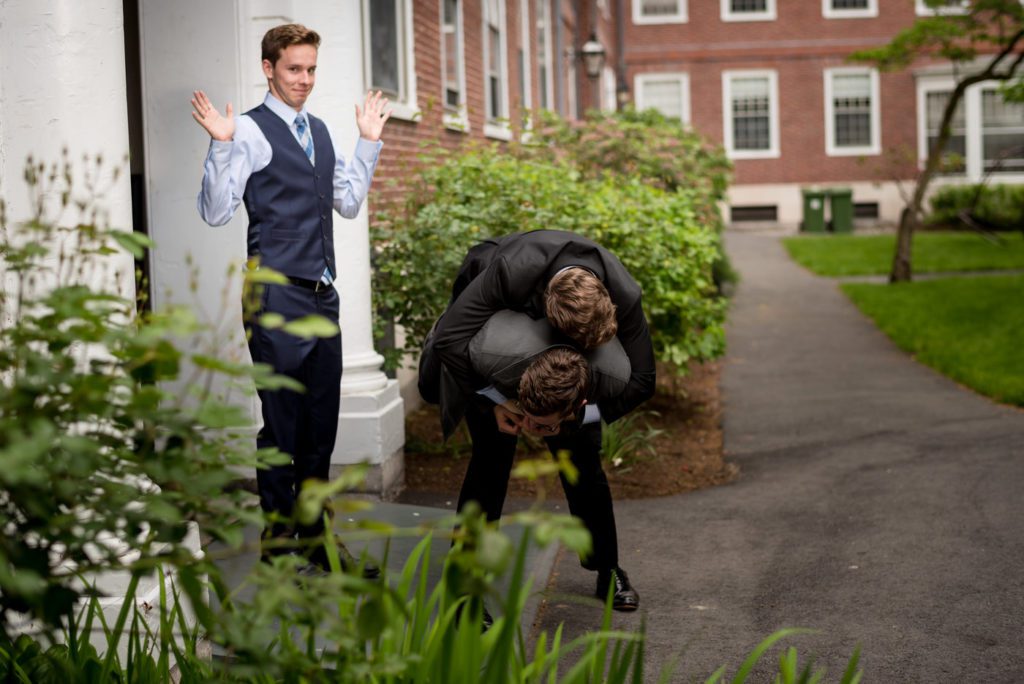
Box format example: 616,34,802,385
294,115,315,165
294,114,331,285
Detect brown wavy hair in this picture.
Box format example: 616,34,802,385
262,24,321,66
518,348,589,417
544,268,617,350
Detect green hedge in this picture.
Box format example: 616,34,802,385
926,183,1024,231
372,116,730,371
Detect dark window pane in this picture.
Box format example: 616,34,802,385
731,0,767,11
369,0,400,97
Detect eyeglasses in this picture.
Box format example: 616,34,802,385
522,412,572,434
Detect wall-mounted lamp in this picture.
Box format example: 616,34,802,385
579,34,606,79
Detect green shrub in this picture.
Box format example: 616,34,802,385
372,145,727,371
925,183,1024,231
521,107,732,203
0,155,288,642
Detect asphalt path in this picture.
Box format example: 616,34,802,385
531,230,1024,682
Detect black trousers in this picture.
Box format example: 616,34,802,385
457,403,619,571
246,282,342,541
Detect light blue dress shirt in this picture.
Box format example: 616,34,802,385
198,92,382,227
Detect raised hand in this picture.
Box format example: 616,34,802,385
355,90,392,142
191,90,235,142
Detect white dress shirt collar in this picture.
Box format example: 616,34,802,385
263,91,308,125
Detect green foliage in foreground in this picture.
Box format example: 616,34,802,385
842,275,1024,406
782,232,1024,277
372,109,733,370
925,183,1024,231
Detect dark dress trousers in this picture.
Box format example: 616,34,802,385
243,105,341,541
422,310,631,570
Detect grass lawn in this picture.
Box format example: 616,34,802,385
783,232,1024,276
842,274,1024,406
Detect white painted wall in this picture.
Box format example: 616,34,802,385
138,0,255,410
727,181,906,231
0,0,134,296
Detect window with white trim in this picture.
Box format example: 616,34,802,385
721,0,776,22
915,0,969,16
441,0,467,128
823,0,877,19
917,78,1024,179
981,87,1024,174
633,0,687,25
635,73,690,123
483,0,510,138
723,70,779,158
363,0,418,120
923,88,967,174
535,0,554,109
824,68,880,156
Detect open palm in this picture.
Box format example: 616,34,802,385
355,90,391,142
191,90,235,142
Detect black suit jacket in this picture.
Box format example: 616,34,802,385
428,229,656,426
421,311,632,438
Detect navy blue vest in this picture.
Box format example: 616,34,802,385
242,104,337,281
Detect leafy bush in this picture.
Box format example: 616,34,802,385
925,183,1024,231
600,411,664,469
372,136,728,370
520,107,732,203
0,155,286,642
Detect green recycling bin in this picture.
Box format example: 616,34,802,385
828,187,854,233
801,188,828,232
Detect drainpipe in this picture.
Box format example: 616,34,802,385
616,0,629,110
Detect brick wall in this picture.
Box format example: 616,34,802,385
371,0,584,220
623,0,943,186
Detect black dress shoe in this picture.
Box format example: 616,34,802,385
595,567,640,612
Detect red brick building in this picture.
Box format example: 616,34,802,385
366,0,1023,230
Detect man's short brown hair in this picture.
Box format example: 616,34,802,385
262,24,321,65
518,348,590,417
544,268,617,350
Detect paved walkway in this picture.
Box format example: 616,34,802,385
531,230,1024,681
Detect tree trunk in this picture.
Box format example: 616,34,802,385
890,207,914,283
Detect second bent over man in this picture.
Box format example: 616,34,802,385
420,230,657,611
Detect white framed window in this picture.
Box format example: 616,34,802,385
362,0,418,121
822,0,877,19
980,86,1024,174
441,0,468,130
919,82,967,175
635,73,690,124
535,0,554,110
633,0,687,25
915,0,969,16
483,0,511,139
917,77,1024,180
519,0,532,117
824,67,880,156
721,0,776,22
722,70,780,159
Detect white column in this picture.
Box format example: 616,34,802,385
0,0,134,295
0,0,200,657
297,0,405,497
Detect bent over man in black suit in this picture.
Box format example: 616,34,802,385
421,230,657,610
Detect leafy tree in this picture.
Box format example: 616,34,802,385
850,0,1023,282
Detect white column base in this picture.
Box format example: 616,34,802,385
333,379,405,499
